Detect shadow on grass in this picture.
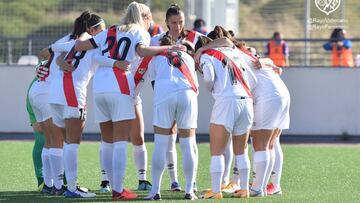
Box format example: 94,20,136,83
0,190,188,203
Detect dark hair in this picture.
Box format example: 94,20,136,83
165,4,183,20
228,30,235,37
72,11,92,39
330,28,345,42
194,35,213,52
272,31,281,39
88,13,103,29
193,19,205,29
159,35,175,46
207,25,244,49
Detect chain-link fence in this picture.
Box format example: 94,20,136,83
0,0,359,66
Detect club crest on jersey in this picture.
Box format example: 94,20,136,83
315,0,341,15
138,68,146,75
166,51,183,68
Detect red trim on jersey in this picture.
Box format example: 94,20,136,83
113,68,130,95
62,46,79,107
185,31,196,44
204,49,252,97
134,56,152,87
238,47,258,62
159,51,198,93
107,25,130,95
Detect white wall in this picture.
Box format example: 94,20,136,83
1,66,360,135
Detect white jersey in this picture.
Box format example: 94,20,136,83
148,51,198,105
200,47,254,99
91,26,151,95
30,35,72,96
150,30,204,46
48,40,102,108
238,49,290,102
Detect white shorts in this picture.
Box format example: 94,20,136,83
251,97,290,130
49,104,86,128
153,90,197,129
94,92,135,123
28,93,52,122
210,97,253,135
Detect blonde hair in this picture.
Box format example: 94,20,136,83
119,1,151,32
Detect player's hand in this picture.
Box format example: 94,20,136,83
193,48,203,65
36,64,49,80
114,60,130,71
252,60,262,69
56,54,74,72
169,44,187,52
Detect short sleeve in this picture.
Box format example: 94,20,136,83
92,29,108,48
136,30,151,48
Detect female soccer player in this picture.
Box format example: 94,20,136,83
26,77,45,191
196,28,255,199
30,12,97,195
73,2,183,200
144,36,198,200
150,5,233,192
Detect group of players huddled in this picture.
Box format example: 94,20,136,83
26,1,290,200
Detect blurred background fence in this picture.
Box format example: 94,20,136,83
0,0,359,66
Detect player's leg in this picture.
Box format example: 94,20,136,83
32,123,45,189
63,112,96,198
167,122,180,191
249,129,273,197
200,123,228,199
99,121,113,192
130,102,152,191
267,129,283,195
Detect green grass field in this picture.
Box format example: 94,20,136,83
0,141,360,203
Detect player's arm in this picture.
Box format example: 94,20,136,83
38,48,51,61
200,56,215,91
93,54,130,71
136,44,185,57
193,37,233,64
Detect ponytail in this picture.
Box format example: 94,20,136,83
119,1,151,32
72,11,91,39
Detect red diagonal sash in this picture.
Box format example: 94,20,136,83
134,56,152,87
107,26,130,95
63,46,79,107
204,49,252,97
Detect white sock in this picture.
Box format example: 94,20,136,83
41,148,53,187
132,144,147,181
264,148,276,189
113,141,128,193
192,136,198,186
251,138,256,180
166,134,178,183
252,150,270,191
49,148,64,190
236,154,250,190
210,155,225,193
151,134,169,194
272,138,283,188
231,158,240,185
223,137,233,185
99,142,109,181
63,143,79,192
101,142,113,187
179,137,196,193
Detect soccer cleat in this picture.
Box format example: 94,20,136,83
138,180,152,191
41,184,53,195
143,193,161,200
170,181,181,191
99,180,110,193
250,188,265,197
199,191,223,199
112,189,137,200
203,183,226,192
233,189,250,198
38,182,44,192
64,188,96,198
184,193,198,200
193,182,198,193
222,182,240,193
267,183,282,195
51,185,67,196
